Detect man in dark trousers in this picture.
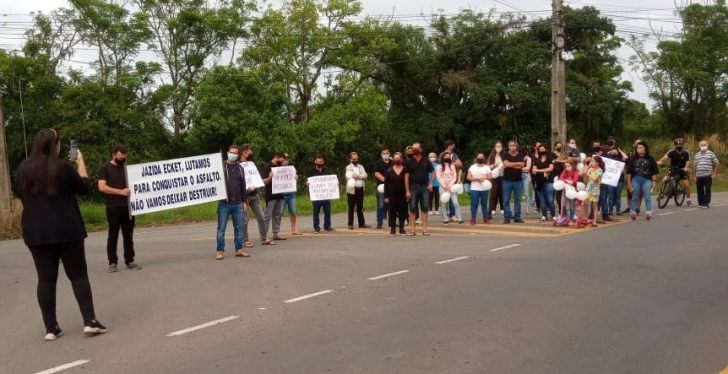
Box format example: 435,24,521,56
216,145,249,260
98,145,141,273
306,155,335,233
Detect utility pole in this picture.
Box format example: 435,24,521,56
0,88,13,216
551,0,567,148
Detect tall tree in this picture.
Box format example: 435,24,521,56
22,8,82,76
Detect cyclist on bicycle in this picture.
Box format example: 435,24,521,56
657,138,693,206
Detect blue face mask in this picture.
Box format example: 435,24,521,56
228,154,239,162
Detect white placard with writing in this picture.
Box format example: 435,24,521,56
272,166,297,194
601,158,625,187
308,175,340,201
240,161,264,188
125,153,227,216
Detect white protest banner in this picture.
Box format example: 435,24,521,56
308,175,340,201
126,153,227,216
601,158,625,187
241,161,264,188
272,166,297,194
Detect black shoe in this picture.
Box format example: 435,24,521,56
504,220,511,224
325,227,335,232
514,219,525,223
389,230,396,236
603,216,613,222
376,223,383,230
616,212,623,216
314,228,321,234
83,320,107,336
621,208,630,214
399,228,406,235
636,209,641,214
45,325,63,341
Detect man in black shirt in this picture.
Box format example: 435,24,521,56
501,140,526,223
405,142,434,235
373,147,392,229
658,138,693,206
306,156,335,233
215,145,249,260
98,145,141,273
262,152,286,244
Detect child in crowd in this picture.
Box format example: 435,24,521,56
559,161,580,222
585,156,605,227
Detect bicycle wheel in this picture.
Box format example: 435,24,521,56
674,180,686,206
657,179,672,209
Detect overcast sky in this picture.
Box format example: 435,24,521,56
1,0,687,106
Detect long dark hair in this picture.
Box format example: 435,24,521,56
18,129,61,196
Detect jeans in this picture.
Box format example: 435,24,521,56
599,184,610,219
264,199,285,236
217,201,245,251
537,183,555,218
609,180,624,214
376,191,387,225
440,186,462,222
522,173,533,207
348,187,365,226
244,194,267,243
696,176,713,207
470,190,489,220
502,179,523,220
313,200,332,230
631,176,653,213
409,184,430,213
106,206,135,265
29,240,96,329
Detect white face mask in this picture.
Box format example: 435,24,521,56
700,146,708,152
569,143,577,148
429,158,436,162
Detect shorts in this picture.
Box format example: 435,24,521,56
409,184,430,213
674,168,688,181
283,194,297,215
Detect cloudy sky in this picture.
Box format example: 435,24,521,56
1,0,687,106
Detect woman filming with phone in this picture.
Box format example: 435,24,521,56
16,129,107,341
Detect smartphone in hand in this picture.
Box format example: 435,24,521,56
70,140,79,160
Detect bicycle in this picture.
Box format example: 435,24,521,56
657,166,686,209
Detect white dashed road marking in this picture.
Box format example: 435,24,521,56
435,256,470,265
167,316,239,337
489,244,522,252
284,290,333,303
368,270,410,281
34,360,90,374
658,212,675,216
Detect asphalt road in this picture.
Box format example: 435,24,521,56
2,194,728,374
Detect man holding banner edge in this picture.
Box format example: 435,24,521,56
240,144,267,248
216,145,249,260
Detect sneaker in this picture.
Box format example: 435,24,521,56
525,208,531,215
514,219,525,223
216,251,224,260
616,211,623,216
399,228,406,235
325,227,335,232
314,228,321,234
491,210,496,216
83,320,107,336
636,209,641,214
434,211,440,215
621,208,630,214
541,216,546,222
500,210,504,215
44,325,63,341
273,234,288,240
687,200,693,207
483,218,491,225
376,223,383,229
126,262,142,270
458,220,464,225
428,211,434,215
630,213,637,221
646,213,653,221
359,224,372,229
470,219,476,225
443,221,450,225
603,216,613,222
700,205,708,209
108,263,118,273
389,230,396,236
503,219,511,224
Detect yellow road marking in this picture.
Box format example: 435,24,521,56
719,364,728,374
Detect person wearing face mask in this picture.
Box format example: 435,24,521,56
693,140,720,209
532,144,556,221
587,141,610,222
626,141,659,221
552,143,571,216
522,145,535,215
306,156,335,233
374,148,392,229
624,139,644,214
262,152,288,244
405,146,414,160
502,140,526,223
568,138,582,163
487,141,505,218
467,153,492,225
658,138,693,207
215,145,250,259
436,152,463,224
427,153,441,216
405,142,435,235
384,153,408,235
98,145,141,272
603,137,629,216
345,152,370,229
240,144,268,248
439,140,462,220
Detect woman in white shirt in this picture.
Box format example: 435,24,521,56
436,153,463,224
467,153,493,225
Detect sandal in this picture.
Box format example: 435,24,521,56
407,231,417,236
262,240,276,246
422,231,431,236
244,242,255,248
291,231,303,236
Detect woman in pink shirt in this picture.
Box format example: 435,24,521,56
436,153,463,224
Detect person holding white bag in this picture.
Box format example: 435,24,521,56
436,152,463,225
468,153,493,225
345,152,370,229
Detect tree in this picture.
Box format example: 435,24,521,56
22,8,82,76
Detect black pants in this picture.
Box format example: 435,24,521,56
429,188,440,212
29,240,96,329
696,176,713,207
489,178,504,214
347,187,365,226
388,195,408,231
106,206,135,265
